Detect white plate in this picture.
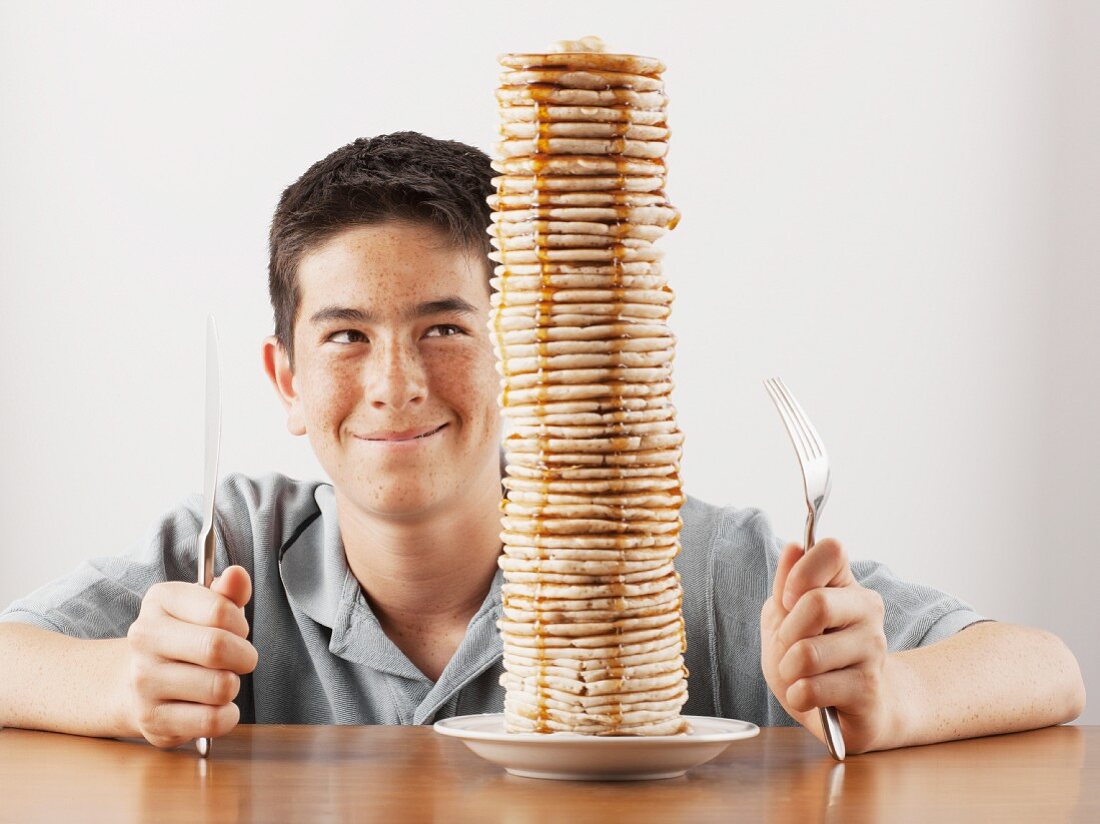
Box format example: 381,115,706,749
433,713,759,781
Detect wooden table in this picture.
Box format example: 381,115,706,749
0,725,1094,822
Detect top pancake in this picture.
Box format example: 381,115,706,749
499,52,665,77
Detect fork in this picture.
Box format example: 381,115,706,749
763,377,846,761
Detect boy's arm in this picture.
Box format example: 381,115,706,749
0,623,135,736
886,620,1085,748
761,540,1085,754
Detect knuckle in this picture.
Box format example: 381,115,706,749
800,677,823,707
199,705,222,734
763,597,786,628
143,583,167,607
860,664,884,695
146,582,180,611
805,589,829,624
775,621,795,651
779,648,799,681
239,642,259,674
779,641,815,683
208,598,235,630
130,664,156,698
796,639,822,674
126,620,151,650
199,704,238,738
202,630,229,666
761,597,776,621
216,703,241,737
787,679,813,712
211,671,240,704
871,630,888,657
136,701,161,731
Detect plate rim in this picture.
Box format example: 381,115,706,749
433,713,760,744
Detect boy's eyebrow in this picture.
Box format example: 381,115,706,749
409,297,478,319
309,306,373,325
308,296,478,326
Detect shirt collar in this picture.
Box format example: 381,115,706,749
277,483,504,683
277,484,347,629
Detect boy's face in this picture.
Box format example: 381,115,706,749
265,221,501,519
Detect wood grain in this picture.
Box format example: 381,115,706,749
0,725,1094,822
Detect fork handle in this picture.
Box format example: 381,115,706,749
805,511,847,761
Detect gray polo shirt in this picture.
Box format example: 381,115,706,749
0,473,984,727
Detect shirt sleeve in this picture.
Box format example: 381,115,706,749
850,558,988,650
0,489,242,640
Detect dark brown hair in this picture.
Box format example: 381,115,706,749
268,131,495,363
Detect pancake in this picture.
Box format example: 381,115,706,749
498,105,668,127
498,352,675,377
491,205,678,225
492,174,665,193
495,137,668,160
499,69,664,92
499,39,666,76
492,289,673,309
503,489,684,509
492,154,666,177
506,420,679,441
495,336,674,357
503,474,679,493
491,228,665,246
490,221,667,242
489,191,667,209
494,321,673,343
499,120,670,141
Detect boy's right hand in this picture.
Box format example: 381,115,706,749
124,565,257,748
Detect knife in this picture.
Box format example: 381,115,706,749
196,315,222,758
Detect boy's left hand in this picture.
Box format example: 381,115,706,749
760,538,898,754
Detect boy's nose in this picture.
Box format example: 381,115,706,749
368,344,427,411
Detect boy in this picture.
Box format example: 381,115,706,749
0,132,1084,753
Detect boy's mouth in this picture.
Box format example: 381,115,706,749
359,423,448,442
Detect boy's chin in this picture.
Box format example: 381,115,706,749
357,485,455,521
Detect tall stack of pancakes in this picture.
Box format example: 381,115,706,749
488,38,689,736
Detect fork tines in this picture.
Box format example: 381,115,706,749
763,377,825,464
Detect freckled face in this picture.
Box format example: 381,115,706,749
289,222,501,519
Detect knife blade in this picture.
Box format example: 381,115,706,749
196,315,222,758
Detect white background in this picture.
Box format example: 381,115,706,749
1,1,1096,723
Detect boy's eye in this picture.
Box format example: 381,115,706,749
425,324,464,338
328,329,368,344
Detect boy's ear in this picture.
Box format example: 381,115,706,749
262,336,307,436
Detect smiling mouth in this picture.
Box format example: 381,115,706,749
360,423,448,443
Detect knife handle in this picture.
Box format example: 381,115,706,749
196,526,216,758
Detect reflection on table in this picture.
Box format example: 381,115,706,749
0,724,1093,822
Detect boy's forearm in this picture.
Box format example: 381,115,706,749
880,621,1086,751
0,623,137,737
